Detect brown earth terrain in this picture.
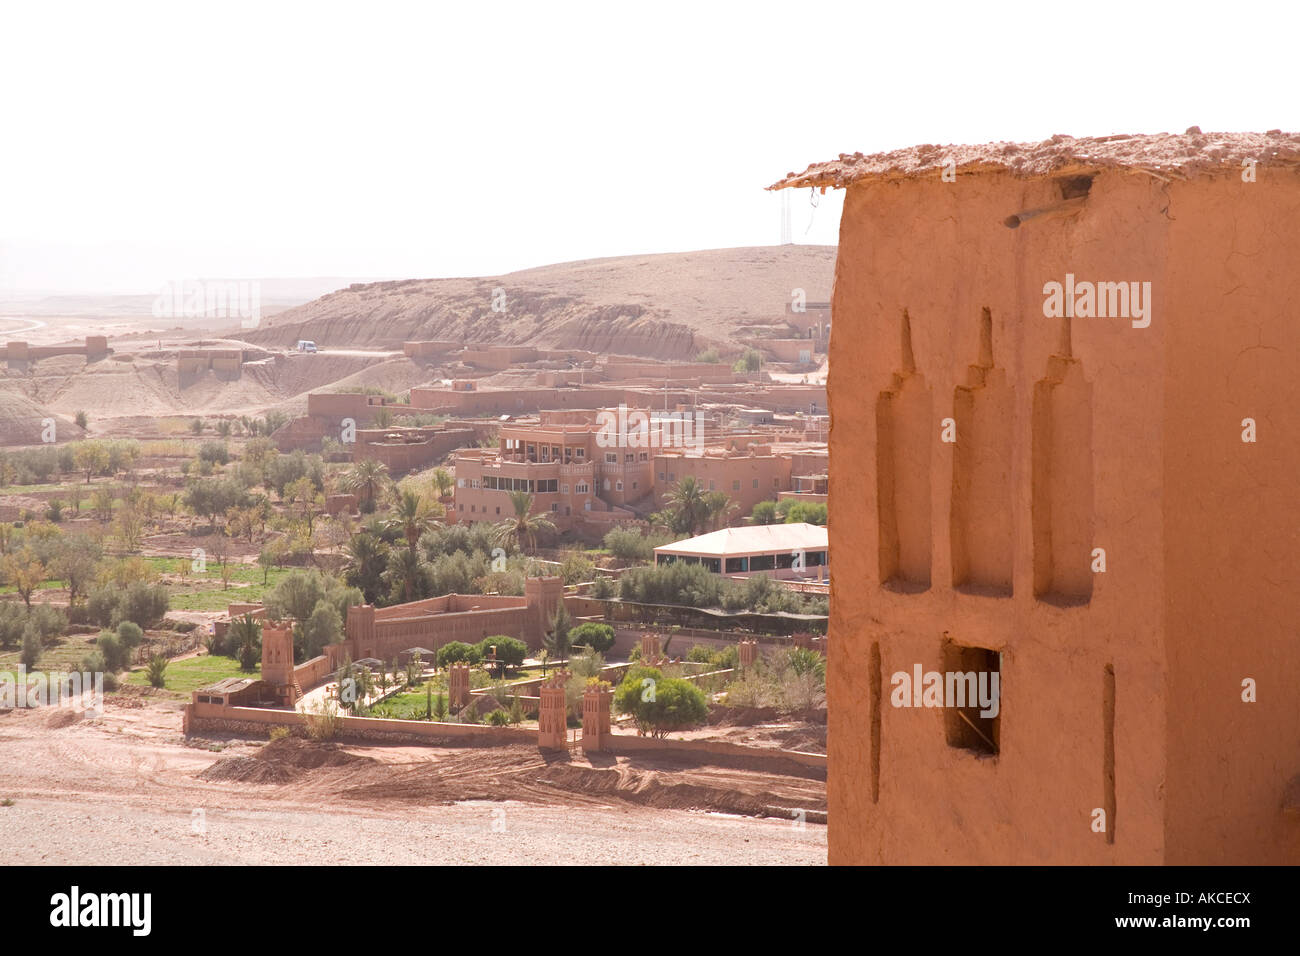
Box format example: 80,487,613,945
0,702,826,865
242,246,835,359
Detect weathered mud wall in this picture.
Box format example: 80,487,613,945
832,169,1169,865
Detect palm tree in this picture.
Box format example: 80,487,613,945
492,490,556,555
344,531,388,604
384,487,441,553
431,467,454,501
385,546,428,605
662,476,709,535
339,459,391,513
702,491,737,531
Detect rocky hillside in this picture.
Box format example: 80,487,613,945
244,246,835,360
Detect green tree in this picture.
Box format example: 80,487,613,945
19,625,41,670
384,487,441,553
614,669,707,738
544,602,573,664
492,490,555,555
570,621,615,654
343,531,389,604
751,500,779,525
339,459,390,513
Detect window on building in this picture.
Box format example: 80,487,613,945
551,503,559,512
616,481,623,491
561,483,569,494
638,452,648,461
632,481,637,490
625,454,634,463
495,507,500,515
658,472,666,481
732,480,741,491
605,453,617,464
576,448,585,459
942,641,1001,757
709,480,716,491
752,478,759,489
669,472,675,482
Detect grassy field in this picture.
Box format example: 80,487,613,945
0,631,100,677
138,555,292,611
123,653,260,696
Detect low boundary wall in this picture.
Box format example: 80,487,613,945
184,702,826,769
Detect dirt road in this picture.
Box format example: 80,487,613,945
0,702,826,865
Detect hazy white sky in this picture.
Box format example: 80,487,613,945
2,0,1296,293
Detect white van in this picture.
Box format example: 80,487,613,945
296,340,318,353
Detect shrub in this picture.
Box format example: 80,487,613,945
558,553,595,586
486,709,511,726
45,499,64,522
590,575,615,599
785,647,826,682
198,441,230,466
145,655,168,688
269,725,291,742
79,650,118,691
74,410,89,430
96,632,129,672
475,635,526,669
303,599,343,659
569,622,615,654
602,526,671,562
436,641,481,667
19,626,41,670
116,620,144,649
304,698,340,740
615,670,707,738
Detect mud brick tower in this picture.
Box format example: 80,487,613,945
771,131,1300,864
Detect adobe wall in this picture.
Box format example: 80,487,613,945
293,654,334,691
1161,174,1300,864
830,169,1169,864
183,703,825,770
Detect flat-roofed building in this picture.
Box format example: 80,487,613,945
654,522,828,579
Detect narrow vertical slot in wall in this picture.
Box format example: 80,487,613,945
1032,315,1095,603
1103,663,1116,845
876,310,932,590
870,640,882,803
950,308,1014,595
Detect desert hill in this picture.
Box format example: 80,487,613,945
243,246,836,360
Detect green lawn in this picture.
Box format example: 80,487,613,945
369,688,443,720
0,631,100,677
123,653,260,696
144,555,292,611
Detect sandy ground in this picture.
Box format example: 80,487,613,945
0,701,826,865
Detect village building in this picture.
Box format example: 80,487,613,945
654,522,828,580
772,130,1300,865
